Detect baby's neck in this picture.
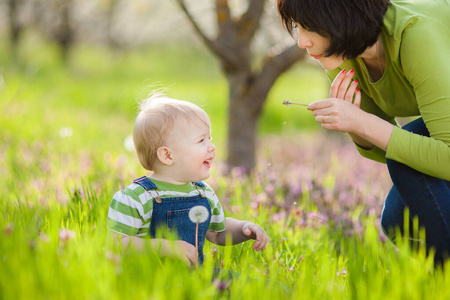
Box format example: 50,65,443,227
149,173,189,185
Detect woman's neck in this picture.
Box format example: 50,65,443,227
359,36,385,82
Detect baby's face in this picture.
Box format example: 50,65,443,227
165,118,215,184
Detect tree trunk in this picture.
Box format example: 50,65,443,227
175,0,306,173
106,0,120,49
8,0,22,58
55,0,73,63
226,72,259,170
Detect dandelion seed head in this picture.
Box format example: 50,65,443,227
124,135,135,152
59,127,73,138
188,205,209,223
282,99,291,108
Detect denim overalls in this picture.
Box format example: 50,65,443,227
133,176,212,264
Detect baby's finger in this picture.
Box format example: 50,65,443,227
260,236,269,250
243,227,252,236
182,255,191,267
189,254,198,268
253,236,263,250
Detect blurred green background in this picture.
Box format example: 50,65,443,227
0,33,329,162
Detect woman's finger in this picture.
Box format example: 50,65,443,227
353,88,361,107
308,99,335,111
337,70,355,100
315,115,337,124
344,80,359,102
310,105,338,117
329,69,347,98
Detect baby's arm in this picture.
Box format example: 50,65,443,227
107,232,197,266
206,217,269,251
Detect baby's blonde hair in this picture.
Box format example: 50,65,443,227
133,92,211,171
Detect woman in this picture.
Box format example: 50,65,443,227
277,0,450,263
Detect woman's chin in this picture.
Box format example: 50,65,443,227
318,57,344,70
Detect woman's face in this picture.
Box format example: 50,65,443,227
294,24,344,70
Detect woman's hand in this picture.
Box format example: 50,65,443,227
308,69,363,133
329,69,360,104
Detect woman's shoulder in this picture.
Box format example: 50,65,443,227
385,0,450,36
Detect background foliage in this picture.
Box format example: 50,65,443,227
1,6,450,299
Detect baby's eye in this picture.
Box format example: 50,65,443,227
209,136,213,141
198,138,205,143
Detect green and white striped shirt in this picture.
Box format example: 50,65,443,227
107,178,226,237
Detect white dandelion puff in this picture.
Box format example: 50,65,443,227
189,205,209,224
59,127,73,138
189,205,209,267
282,99,291,108
124,135,135,152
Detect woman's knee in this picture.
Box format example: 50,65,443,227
386,157,406,183
381,187,406,239
381,207,398,239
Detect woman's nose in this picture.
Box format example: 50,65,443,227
297,34,312,49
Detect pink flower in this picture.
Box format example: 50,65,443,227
59,229,76,242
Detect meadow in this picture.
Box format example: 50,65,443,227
1,35,450,299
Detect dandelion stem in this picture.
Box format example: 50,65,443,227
288,102,308,106
195,222,199,266
282,99,309,107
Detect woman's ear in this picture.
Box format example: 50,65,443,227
156,146,174,166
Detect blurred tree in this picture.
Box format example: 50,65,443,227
53,0,74,63
29,0,74,63
7,0,23,59
176,0,306,171
102,0,120,48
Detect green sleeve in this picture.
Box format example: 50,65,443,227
386,20,450,180
203,183,226,232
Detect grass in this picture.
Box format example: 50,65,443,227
1,34,450,299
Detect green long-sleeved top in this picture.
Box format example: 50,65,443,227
326,0,450,181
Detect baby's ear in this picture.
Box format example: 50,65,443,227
156,146,174,166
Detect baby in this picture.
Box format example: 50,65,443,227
106,93,269,266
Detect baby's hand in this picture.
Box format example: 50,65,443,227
242,222,270,251
167,240,197,267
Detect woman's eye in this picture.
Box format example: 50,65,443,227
292,23,298,29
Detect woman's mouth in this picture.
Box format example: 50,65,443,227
310,54,323,59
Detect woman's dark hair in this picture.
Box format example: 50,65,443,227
277,0,391,59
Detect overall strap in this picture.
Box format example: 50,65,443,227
133,176,157,191
133,176,161,203
192,181,207,198
192,181,206,188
